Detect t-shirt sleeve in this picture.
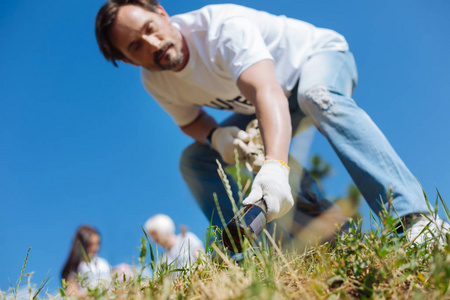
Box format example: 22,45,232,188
213,17,273,82
151,96,200,127
141,71,201,127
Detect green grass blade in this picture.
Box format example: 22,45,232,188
369,211,381,234
32,271,52,299
205,210,214,254
213,193,247,254
216,159,238,214
437,188,450,221
434,191,439,219
80,241,89,263
391,205,402,237
139,236,147,267
234,149,244,204
409,220,432,244
141,226,156,273
14,247,31,299
422,188,433,214
215,160,248,253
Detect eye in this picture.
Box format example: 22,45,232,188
134,41,141,51
145,24,153,35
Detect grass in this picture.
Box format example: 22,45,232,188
2,165,450,299
4,202,450,300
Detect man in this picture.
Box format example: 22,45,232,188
144,214,204,271
95,0,448,244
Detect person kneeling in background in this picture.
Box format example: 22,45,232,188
61,225,131,296
144,214,204,274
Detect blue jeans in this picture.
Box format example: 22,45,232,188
179,51,429,230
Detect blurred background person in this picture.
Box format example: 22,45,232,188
144,214,204,273
61,225,114,296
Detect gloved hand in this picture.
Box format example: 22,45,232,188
243,159,293,222
211,126,250,164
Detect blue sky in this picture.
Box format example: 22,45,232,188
1,0,449,294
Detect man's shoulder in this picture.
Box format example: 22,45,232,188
184,232,203,244
175,3,249,17
184,231,199,239
171,4,256,26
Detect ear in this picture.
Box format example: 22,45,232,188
121,58,140,67
155,5,171,22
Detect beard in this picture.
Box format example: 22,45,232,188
154,44,184,71
157,53,183,70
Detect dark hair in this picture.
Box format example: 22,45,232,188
61,225,99,281
95,0,160,67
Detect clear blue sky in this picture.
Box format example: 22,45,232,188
1,0,449,294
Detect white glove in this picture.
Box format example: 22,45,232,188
211,126,250,164
243,160,294,222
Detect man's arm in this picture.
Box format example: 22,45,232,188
180,108,219,144
236,59,292,163
238,59,294,222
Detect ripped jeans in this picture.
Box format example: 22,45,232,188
179,51,429,234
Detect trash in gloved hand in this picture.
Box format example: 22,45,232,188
244,119,265,173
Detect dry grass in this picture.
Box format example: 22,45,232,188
41,215,449,300
3,165,450,299
3,212,450,300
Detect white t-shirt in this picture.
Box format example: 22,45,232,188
77,256,112,289
160,232,204,269
142,4,348,126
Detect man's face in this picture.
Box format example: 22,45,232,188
109,5,185,71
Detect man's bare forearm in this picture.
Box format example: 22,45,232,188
180,109,219,144
237,59,291,163
255,90,291,163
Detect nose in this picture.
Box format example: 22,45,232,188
142,34,161,50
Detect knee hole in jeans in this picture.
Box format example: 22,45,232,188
303,85,335,112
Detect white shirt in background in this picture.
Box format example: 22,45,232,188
78,256,112,289
161,232,204,270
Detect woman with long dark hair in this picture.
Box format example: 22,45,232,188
61,225,112,296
